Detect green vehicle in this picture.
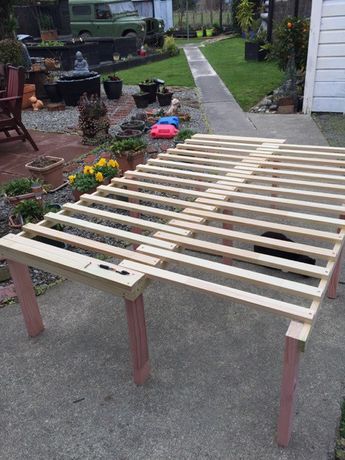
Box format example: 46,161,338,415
69,0,164,46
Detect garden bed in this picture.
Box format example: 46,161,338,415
1,86,208,305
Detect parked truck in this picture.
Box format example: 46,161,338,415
69,0,164,46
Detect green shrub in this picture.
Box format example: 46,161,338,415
162,36,179,56
268,17,310,71
0,39,23,66
14,199,44,224
110,138,147,160
3,177,39,197
38,40,64,47
39,14,54,30
175,128,196,142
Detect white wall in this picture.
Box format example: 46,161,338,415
153,0,173,30
303,0,345,113
133,0,173,30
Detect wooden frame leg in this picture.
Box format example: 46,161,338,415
327,247,344,299
128,183,141,249
125,294,150,385
277,336,301,447
328,214,345,299
7,260,44,337
222,208,233,265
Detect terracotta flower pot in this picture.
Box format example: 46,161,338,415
72,187,97,202
117,151,146,175
25,156,65,189
8,214,24,230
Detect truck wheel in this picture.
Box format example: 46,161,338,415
124,31,142,48
79,31,92,39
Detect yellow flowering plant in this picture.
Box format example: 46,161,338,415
68,157,119,192
93,157,119,179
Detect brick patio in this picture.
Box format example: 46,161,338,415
0,93,136,185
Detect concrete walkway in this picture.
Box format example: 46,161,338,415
183,44,327,145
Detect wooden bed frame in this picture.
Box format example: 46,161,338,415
1,134,345,447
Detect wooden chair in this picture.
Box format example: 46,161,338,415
0,65,38,151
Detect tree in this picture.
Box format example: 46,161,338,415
0,1,17,40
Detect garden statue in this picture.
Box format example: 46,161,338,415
73,51,89,75
259,0,269,33
166,98,181,116
29,96,44,111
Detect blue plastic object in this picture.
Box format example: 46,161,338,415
156,116,179,128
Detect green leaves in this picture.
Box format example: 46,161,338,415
236,0,255,39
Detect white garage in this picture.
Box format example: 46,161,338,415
303,0,345,113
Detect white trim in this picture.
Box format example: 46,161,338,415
303,0,323,114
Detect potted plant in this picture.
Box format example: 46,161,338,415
39,14,58,41
110,138,147,174
103,74,123,100
69,157,119,201
43,74,62,103
120,120,145,131
116,129,143,140
78,94,111,145
132,91,150,109
139,79,159,103
174,128,196,144
10,200,64,247
25,155,65,189
236,1,267,61
157,86,173,107
3,178,43,205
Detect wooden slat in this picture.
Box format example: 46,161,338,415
174,145,269,158
77,188,341,243
192,133,285,144
191,135,345,155
248,153,345,167
184,140,345,162
96,184,217,212
148,158,345,184
43,212,178,251
107,177,345,217
152,231,328,278
167,219,335,260
75,193,202,223
124,170,345,203
22,223,160,266
62,204,192,237
109,177,227,201
180,207,341,243
0,234,145,300
98,184,345,227
121,259,314,324
136,245,321,299
160,152,345,175
137,163,345,192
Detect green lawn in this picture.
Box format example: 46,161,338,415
202,38,283,111
175,37,212,46
113,53,195,87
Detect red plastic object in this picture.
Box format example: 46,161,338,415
150,124,179,139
